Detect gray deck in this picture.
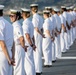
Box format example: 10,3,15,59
42,41,76,75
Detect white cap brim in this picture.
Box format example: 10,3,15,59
0,5,4,10
61,6,66,8
10,9,18,13
30,4,38,7
21,8,30,12
52,7,60,12
45,6,52,9
43,10,50,14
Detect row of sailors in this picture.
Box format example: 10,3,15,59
0,4,76,75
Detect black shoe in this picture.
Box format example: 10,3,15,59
36,73,41,75
41,72,42,74
43,65,52,67
52,60,56,63
48,65,52,67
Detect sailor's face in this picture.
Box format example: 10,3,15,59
31,8,33,14
31,7,35,14
43,14,46,19
21,12,25,19
9,14,16,22
61,8,64,13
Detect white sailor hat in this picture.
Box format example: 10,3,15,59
21,8,30,12
10,9,19,13
61,6,66,8
66,7,70,10
70,5,74,8
52,7,60,12
69,6,74,9
43,10,50,14
45,7,48,9
9,9,21,15
45,6,52,9
0,5,4,10
74,8,76,11
30,4,38,7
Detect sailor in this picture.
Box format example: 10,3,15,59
66,7,72,47
69,7,75,46
70,7,76,42
57,8,67,53
0,5,15,75
42,10,54,67
61,6,70,50
9,9,25,75
47,6,57,62
73,8,76,38
21,8,36,75
30,4,44,75
52,7,62,58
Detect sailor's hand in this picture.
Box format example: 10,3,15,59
8,59,15,66
42,34,46,38
51,37,54,42
32,44,36,51
55,33,57,37
24,46,28,52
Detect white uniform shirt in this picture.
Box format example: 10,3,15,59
59,15,64,24
53,14,61,31
32,13,43,31
22,18,34,46
62,11,68,21
74,12,76,20
0,17,13,51
67,12,72,25
70,11,74,21
43,18,53,37
50,15,56,31
72,11,76,20
13,21,23,45
59,14,66,27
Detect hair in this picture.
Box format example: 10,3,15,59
44,13,49,17
62,8,67,11
16,12,22,20
31,6,38,13
47,9,52,13
22,11,30,18
0,10,3,16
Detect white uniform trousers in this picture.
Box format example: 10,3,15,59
67,30,71,48
52,41,56,61
34,32,42,73
64,32,69,50
25,46,36,75
55,35,62,58
42,37,52,65
75,27,76,39
0,48,12,75
60,32,66,52
73,27,76,41
14,45,25,75
70,27,74,45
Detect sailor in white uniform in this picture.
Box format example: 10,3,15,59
21,8,36,75
52,7,62,58
46,6,56,62
9,9,25,75
30,4,44,75
61,6,70,50
73,8,76,38
70,7,76,42
69,7,75,45
0,5,15,75
42,10,54,67
57,9,67,53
